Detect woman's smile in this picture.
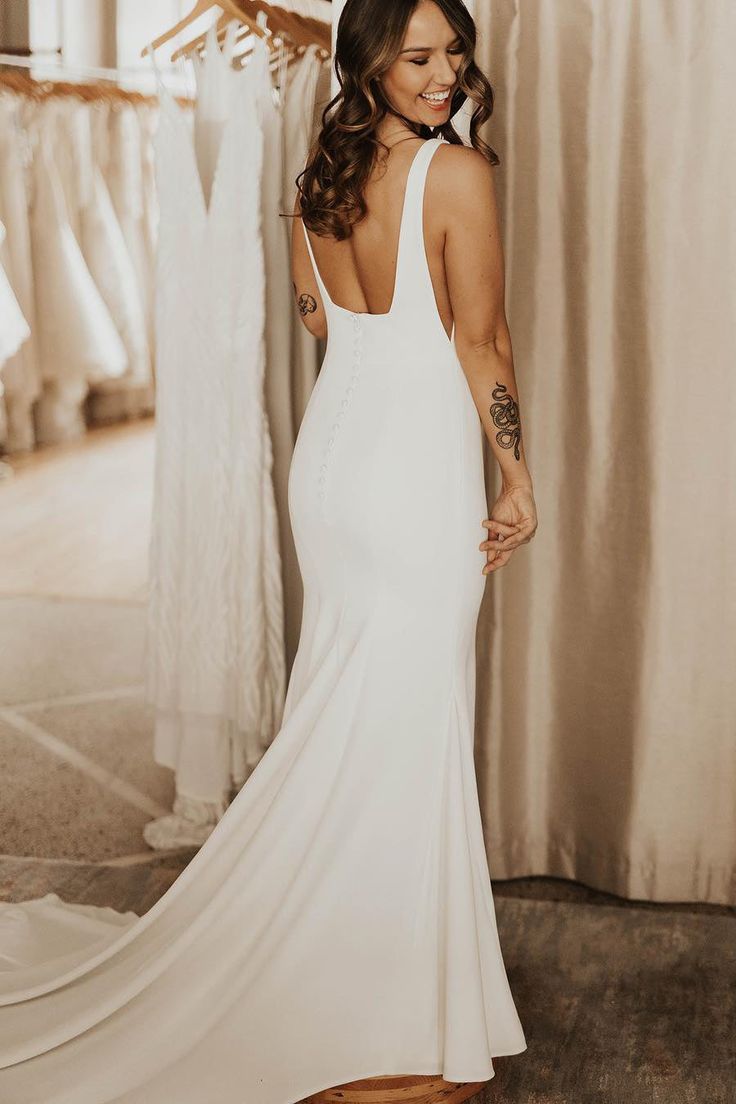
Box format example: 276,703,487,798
419,87,454,111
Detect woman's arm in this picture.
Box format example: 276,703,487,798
440,145,529,486
290,192,328,341
438,144,538,571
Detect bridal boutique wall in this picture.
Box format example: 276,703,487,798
471,0,736,905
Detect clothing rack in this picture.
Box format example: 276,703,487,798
0,52,189,105
146,0,331,65
0,52,129,82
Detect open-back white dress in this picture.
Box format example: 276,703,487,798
0,133,527,1102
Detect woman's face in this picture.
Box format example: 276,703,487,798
379,1,465,126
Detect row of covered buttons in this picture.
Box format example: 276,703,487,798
318,313,364,502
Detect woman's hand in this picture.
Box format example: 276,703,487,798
479,483,538,574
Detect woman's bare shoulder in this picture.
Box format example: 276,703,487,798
431,141,495,208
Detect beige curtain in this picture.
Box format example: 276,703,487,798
470,0,736,904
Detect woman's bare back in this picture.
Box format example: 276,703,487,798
303,137,454,337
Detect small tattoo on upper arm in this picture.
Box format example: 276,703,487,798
296,289,317,316
489,381,522,460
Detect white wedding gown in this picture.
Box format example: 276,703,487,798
277,43,330,667
0,113,527,1104
29,99,127,445
0,220,30,368
146,27,285,839
0,96,41,452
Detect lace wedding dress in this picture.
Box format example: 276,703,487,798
144,26,285,849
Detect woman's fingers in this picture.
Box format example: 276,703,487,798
480,533,522,551
480,518,536,552
483,549,513,573
481,537,512,551
478,516,532,572
479,517,520,552
479,511,537,571
482,518,518,535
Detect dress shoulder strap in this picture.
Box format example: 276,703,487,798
390,137,446,315
301,137,446,321
145,44,167,97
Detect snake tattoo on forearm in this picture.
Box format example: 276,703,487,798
489,381,522,461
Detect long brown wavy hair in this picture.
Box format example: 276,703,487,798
294,0,499,241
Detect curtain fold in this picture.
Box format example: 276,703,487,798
472,0,736,904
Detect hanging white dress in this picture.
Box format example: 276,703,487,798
282,46,328,439
0,94,41,452
278,44,330,665
148,22,252,839
83,166,154,408
292,48,332,437
145,28,285,848
280,44,324,226
107,103,154,355
29,99,127,444
53,98,153,409
138,100,160,358
0,221,30,367
52,97,94,243
0,129,527,1103
254,46,290,732
81,99,155,424
104,101,157,406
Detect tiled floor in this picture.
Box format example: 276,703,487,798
0,590,171,861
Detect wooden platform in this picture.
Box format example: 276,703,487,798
301,1074,489,1104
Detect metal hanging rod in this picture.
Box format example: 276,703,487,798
0,52,157,82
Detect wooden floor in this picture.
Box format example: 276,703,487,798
0,420,154,603
302,1075,489,1104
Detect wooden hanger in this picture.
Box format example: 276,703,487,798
0,69,159,106
170,7,277,64
245,2,331,52
141,0,330,77
250,2,309,48
230,31,329,73
287,11,331,53
214,2,331,56
230,33,299,74
140,0,255,59
170,4,329,71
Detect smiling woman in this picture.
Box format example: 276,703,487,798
282,1,535,1093
291,0,505,343
296,0,498,243
385,18,467,116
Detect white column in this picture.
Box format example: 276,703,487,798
58,0,117,68
22,0,116,67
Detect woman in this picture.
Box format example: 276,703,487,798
0,2,536,1102
292,0,536,577
286,0,537,1080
